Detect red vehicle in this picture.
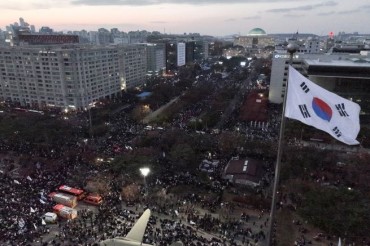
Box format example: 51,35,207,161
53,204,77,220
58,185,86,200
83,194,103,206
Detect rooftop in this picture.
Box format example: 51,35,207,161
248,28,267,36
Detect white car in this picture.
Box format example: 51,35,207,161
42,212,58,224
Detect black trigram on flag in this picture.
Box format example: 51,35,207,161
335,103,349,117
298,104,311,118
332,126,342,138
300,82,310,93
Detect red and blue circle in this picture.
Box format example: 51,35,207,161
312,97,332,122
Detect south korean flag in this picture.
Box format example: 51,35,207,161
285,66,361,145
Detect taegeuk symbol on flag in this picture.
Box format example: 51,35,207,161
285,66,361,145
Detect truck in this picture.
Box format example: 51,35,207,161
48,192,78,208
53,204,77,220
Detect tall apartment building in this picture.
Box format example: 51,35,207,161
0,44,146,109
120,44,147,88
146,43,166,75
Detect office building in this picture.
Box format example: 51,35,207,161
39,26,54,34
268,50,370,122
209,40,227,57
186,42,195,63
165,42,184,72
146,43,166,75
185,41,209,63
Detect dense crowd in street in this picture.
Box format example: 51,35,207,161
0,157,80,245
0,158,271,246
0,76,275,246
0,61,355,246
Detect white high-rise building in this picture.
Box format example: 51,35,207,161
0,44,146,109
177,42,186,67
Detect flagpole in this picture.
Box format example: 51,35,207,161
267,42,298,246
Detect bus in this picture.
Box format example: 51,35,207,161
28,109,44,115
58,185,86,200
48,192,78,208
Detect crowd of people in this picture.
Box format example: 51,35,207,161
0,61,348,246
0,156,81,245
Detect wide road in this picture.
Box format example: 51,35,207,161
142,96,179,124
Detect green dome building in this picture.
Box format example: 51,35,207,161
248,28,267,36
233,27,274,52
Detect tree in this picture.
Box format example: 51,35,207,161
218,131,242,156
131,104,150,122
169,143,196,169
111,153,153,177
299,186,370,238
121,184,140,202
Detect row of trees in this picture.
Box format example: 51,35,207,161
280,144,370,240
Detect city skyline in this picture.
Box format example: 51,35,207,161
1,0,370,36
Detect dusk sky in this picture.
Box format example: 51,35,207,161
1,0,370,36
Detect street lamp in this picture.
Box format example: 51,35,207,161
139,167,150,197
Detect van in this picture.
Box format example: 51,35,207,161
53,204,77,220
42,212,58,224
144,125,153,130
83,194,103,206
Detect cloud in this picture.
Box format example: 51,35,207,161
317,11,336,16
0,2,52,10
243,15,261,20
71,0,309,6
331,4,369,15
283,14,305,18
0,0,69,10
225,18,237,22
337,9,361,14
267,1,337,13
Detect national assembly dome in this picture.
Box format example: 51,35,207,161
248,28,267,36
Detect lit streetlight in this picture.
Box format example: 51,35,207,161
139,167,150,197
